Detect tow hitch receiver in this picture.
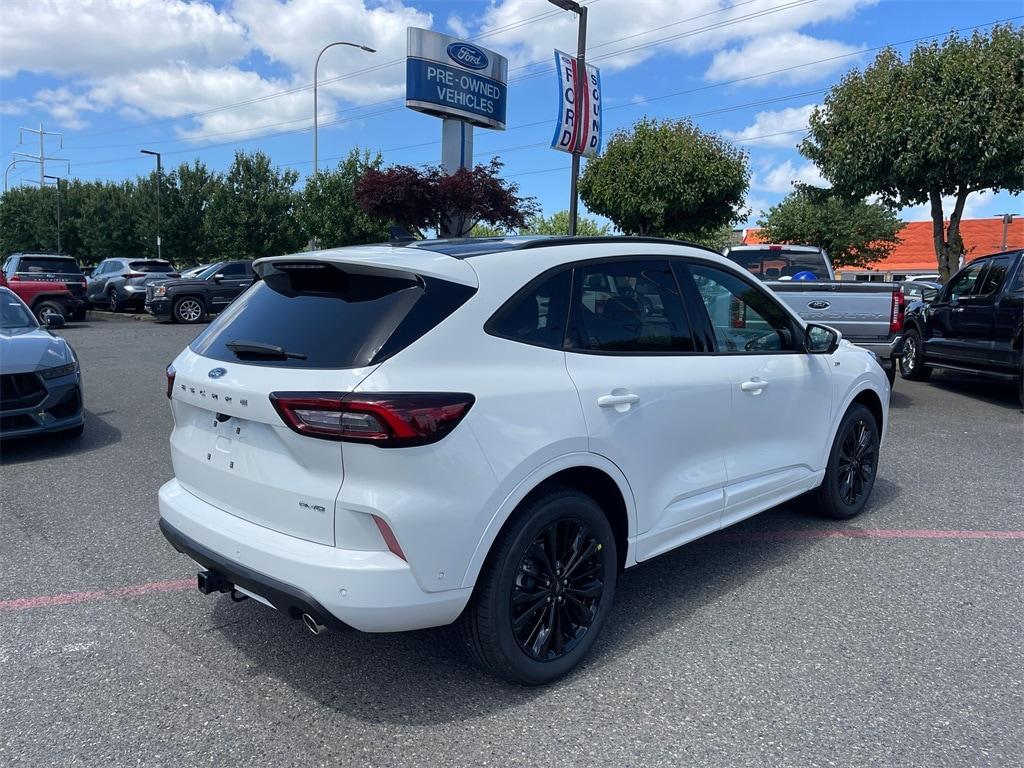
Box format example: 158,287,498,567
197,570,232,595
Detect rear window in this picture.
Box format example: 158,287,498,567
725,249,830,280
16,257,82,276
190,262,475,369
128,261,175,273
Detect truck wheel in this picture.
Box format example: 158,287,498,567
812,404,880,520
173,296,205,324
898,329,931,381
107,288,121,313
458,486,618,685
34,300,67,325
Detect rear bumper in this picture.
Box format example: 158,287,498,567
158,479,472,632
851,336,903,365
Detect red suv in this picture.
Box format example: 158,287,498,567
1,252,88,322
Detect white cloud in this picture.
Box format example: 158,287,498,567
229,0,431,106
706,33,863,85
722,104,816,147
447,14,470,39
0,0,248,78
468,0,877,74
0,88,101,130
754,159,828,193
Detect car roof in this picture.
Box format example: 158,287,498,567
258,236,749,289
725,244,823,253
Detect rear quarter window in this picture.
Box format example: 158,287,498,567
190,262,475,369
129,261,176,273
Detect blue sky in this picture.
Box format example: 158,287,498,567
2,0,1021,227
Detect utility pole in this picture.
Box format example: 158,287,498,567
141,150,163,259
43,175,62,253
548,0,588,235
997,213,1016,251
16,123,67,187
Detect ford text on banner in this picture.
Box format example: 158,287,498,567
551,49,602,158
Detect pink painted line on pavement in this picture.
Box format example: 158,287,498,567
0,578,193,612
717,528,1024,542
1,530,1022,614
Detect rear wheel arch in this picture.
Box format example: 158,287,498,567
464,457,636,589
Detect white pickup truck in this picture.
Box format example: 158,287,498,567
722,244,904,383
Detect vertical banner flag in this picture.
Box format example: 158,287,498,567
551,49,602,157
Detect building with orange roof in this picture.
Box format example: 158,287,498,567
742,216,1023,281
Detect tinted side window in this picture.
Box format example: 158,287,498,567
486,268,571,349
219,262,248,278
945,262,985,301
976,256,1012,296
687,263,797,353
568,260,694,353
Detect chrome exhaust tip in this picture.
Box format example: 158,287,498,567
302,612,326,635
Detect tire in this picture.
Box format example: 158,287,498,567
107,288,121,313
458,486,618,685
172,296,205,324
898,328,932,381
811,404,880,520
34,300,67,325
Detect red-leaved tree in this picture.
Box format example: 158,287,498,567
356,158,537,238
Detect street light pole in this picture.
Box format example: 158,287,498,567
313,41,376,178
548,0,588,235
43,174,62,253
140,150,162,260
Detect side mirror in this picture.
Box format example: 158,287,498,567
44,313,66,329
212,273,225,282
805,323,840,354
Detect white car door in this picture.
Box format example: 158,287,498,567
562,258,732,561
683,262,833,527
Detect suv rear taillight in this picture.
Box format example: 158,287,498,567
889,288,905,334
270,392,475,447
166,364,176,399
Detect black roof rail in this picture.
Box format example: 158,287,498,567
515,235,723,257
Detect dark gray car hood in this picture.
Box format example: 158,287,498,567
0,327,75,374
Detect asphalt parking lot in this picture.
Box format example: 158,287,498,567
2,315,1022,768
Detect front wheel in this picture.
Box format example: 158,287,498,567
172,296,205,324
898,328,932,381
459,487,618,685
812,404,880,520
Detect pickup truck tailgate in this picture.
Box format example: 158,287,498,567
768,281,898,342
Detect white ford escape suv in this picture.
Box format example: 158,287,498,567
159,236,889,684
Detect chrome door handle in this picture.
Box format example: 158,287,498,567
597,393,640,408
740,379,769,392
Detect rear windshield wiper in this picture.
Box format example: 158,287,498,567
226,340,307,360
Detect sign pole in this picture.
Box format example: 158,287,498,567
568,5,587,236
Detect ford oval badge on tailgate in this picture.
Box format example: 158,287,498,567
208,367,227,379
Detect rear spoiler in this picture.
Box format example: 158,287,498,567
256,248,478,287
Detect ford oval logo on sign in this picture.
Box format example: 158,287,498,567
208,367,227,379
447,42,488,70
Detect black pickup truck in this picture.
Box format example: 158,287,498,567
899,249,1023,404
145,260,255,324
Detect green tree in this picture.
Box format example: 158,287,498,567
162,161,219,265
579,117,749,239
801,25,1024,281
757,188,903,268
0,185,55,255
77,180,141,262
522,210,610,236
205,151,304,258
298,149,390,248
469,222,510,237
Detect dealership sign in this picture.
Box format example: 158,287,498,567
551,50,602,158
406,28,508,130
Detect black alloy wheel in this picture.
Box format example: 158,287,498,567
459,486,617,685
836,417,877,507
899,328,931,381
511,518,606,661
812,403,880,520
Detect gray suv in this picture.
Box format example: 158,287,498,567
87,258,178,312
